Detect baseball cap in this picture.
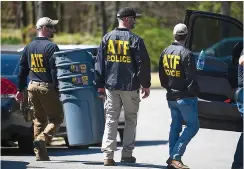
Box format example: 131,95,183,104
36,17,59,29
117,7,141,18
173,23,188,35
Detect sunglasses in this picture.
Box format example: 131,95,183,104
127,16,136,20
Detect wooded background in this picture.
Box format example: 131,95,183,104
1,1,243,70
2,1,243,34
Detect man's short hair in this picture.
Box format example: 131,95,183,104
173,23,188,41
174,34,187,41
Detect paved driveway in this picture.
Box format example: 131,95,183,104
1,89,241,169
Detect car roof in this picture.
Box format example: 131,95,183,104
17,44,99,52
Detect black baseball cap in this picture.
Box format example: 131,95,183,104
117,7,141,18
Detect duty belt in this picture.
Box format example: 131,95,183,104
30,80,53,87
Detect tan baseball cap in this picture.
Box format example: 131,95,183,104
173,23,188,35
36,17,59,29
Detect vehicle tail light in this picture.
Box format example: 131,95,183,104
1,78,17,98
224,98,232,103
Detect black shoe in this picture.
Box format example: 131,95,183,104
121,156,136,163
231,166,243,169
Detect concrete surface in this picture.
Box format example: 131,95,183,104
1,89,241,169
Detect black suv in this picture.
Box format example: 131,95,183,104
184,10,243,132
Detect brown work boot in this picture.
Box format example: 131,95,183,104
33,139,50,161
121,156,136,163
167,160,189,169
36,155,50,161
166,158,184,165
104,159,116,166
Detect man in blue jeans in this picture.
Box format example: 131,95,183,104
158,23,199,169
232,49,243,169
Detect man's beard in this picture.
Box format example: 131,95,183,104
50,33,54,38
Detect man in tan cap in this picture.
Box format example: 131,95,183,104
15,17,64,161
158,23,199,169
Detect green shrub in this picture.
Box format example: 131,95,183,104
53,33,101,45
1,29,22,44
1,19,174,72
134,16,173,71
1,28,101,45
1,37,22,44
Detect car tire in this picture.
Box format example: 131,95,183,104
64,136,89,149
118,128,124,143
18,127,34,154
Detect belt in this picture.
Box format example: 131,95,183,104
30,80,53,86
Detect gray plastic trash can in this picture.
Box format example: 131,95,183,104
54,48,105,146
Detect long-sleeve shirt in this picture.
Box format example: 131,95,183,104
95,27,151,91
158,42,199,100
17,37,59,91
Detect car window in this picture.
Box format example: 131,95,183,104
1,53,20,75
214,39,242,58
191,16,243,60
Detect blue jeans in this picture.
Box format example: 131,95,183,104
168,97,199,160
237,102,243,114
235,87,243,114
232,87,243,169
232,101,243,169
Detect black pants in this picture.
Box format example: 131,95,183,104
232,133,243,169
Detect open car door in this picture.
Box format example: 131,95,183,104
184,10,243,132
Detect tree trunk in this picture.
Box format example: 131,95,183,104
59,2,64,32
87,3,95,34
13,2,21,28
95,3,100,30
112,1,120,29
221,1,231,16
21,1,28,27
36,2,57,20
68,18,74,33
31,1,36,25
221,2,232,38
21,1,28,43
36,1,43,19
101,1,107,36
